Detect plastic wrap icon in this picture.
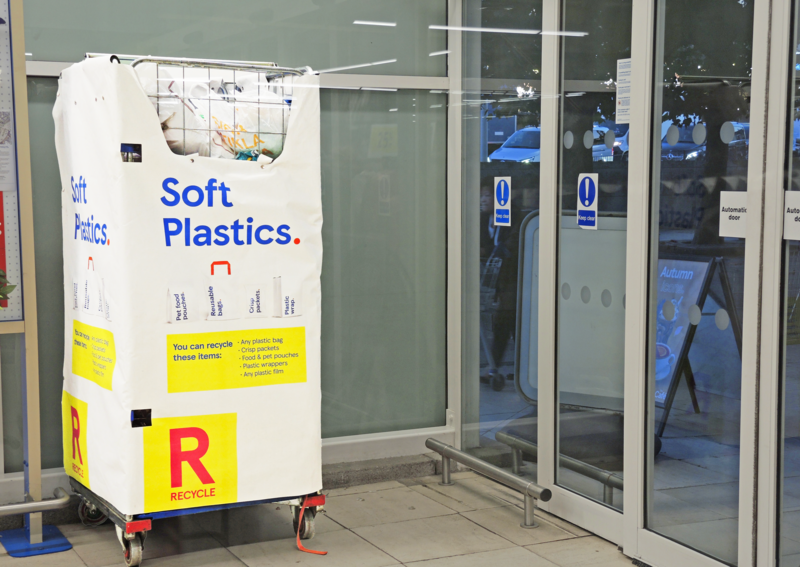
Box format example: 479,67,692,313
101,279,112,321
273,276,302,318
81,257,105,318
206,262,238,321
167,287,198,324
243,284,270,318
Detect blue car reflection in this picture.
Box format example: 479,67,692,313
488,127,541,163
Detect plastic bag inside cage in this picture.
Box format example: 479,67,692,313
135,63,294,161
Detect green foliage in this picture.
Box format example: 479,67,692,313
0,269,16,308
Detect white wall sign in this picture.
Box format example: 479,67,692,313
784,191,800,240
719,191,747,238
616,58,632,125
494,176,511,226
577,173,598,230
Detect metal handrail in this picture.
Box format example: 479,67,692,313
0,488,71,518
425,438,550,529
495,431,622,505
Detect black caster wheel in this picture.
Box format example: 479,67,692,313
293,507,316,540
654,434,663,456
78,500,108,527
123,533,144,566
490,374,505,392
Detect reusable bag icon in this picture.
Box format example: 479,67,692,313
77,257,105,318
206,261,238,321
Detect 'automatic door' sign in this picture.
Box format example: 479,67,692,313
494,177,511,227
577,173,598,230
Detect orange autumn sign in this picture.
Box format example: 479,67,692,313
143,413,237,512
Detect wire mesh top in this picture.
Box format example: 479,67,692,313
90,54,309,162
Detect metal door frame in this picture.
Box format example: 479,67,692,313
621,0,772,565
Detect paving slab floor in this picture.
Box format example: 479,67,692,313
0,472,633,567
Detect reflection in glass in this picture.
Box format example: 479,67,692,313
316,90,449,437
25,1,447,77
461,0,543,485
555,0,632,511
646,0,753,563
778,18,800,567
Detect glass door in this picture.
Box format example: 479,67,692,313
626,0,769,565
459,0,770,563
644,1,754,564
775,1,800,564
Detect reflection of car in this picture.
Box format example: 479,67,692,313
488,127,540,163
592,122,630,162
661,125,703,162
728,122,749,161
661,122,749,162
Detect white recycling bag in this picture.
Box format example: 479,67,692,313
55,57,322,516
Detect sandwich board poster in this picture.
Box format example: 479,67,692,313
654,258,712,408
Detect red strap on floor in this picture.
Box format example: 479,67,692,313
296,494,327,555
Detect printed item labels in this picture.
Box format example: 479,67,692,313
166,327,307,393
143,413,237,513
72,320,116,390
62,391,90,488
243,285,270,318
167,282,304,322
206,283,238,321
168,288,197,323
273,277,302,318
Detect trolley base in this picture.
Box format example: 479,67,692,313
69,478,324,566
0,525,72,557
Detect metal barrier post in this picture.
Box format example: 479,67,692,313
426,438,551,529
603,484,614,505
440,456,455,486
511,448,522,475
522,494,537,528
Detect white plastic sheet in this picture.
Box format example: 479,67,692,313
54,57,322,516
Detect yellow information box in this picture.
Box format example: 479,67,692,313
166,327,307,393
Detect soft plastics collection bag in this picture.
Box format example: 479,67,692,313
54,57,322,516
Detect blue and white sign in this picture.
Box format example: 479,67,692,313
577,173,598,230
494,176,511,226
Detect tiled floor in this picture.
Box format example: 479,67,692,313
0,472,632,567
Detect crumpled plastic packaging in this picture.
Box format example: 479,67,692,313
139,68,291,159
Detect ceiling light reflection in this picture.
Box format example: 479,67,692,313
429,50,450,57
354,20,396,27
317,59,397,74
429,24,540,35
428,25,587,37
